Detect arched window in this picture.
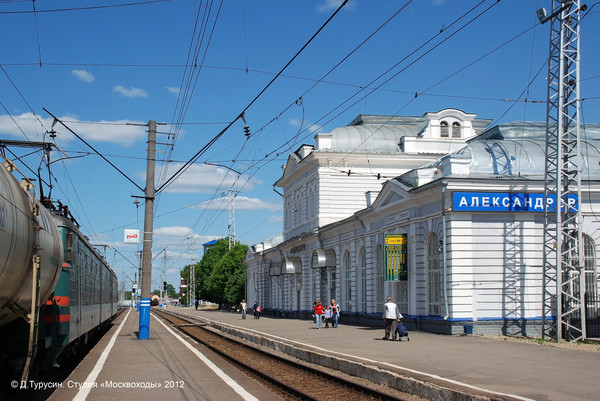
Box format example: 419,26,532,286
343,250,353,311
582,234,599,330
452,121,461,138
358,247,367,312
329,268,336,302
427,233,441,316
440,121,449,138
583,234,597,294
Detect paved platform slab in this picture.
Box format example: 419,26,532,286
40,306,600,401
180,308,600,401
46,308,283,401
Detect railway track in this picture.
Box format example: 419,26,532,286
153,309,423,401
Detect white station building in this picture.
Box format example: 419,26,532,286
244,108,600,336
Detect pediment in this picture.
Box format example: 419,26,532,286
371,180,410,211
275,153,302,187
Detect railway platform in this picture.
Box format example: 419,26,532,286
178,309,600,401
45,307,599,401
44,308,282,401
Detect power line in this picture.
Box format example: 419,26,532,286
155,0,350,195
237,0,501,180
0,0,171,14
43,108,144,193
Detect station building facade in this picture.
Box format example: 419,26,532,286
244,109,600,335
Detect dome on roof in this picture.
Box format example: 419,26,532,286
474,121,600,141
399,138,600,187
324,125,415,153
464,139,547,175
460,138,600,177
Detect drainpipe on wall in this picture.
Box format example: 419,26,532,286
442,182,449,320
355,214,367,232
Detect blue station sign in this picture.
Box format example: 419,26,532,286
452,192,578,212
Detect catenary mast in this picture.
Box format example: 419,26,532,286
541,0,585,342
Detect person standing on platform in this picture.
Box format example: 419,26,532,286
313,300,325,329
240,299,247,319
194,298,199,310
253,301,261,319
382,296,402,341
324,306,332,328
331,299,340,328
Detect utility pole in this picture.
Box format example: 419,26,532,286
137,250,142,306
139,120,156,340
223,189,238,249
188,236,196,307
160,251,171,307
540,1,585,342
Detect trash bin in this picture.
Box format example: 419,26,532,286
464,324,473,335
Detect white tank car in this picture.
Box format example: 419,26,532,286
0,160,62,327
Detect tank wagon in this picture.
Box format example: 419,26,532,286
0,158,118,382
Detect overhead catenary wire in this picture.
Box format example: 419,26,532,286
178,0,369,238
4,1,589,259
153,0,225,219
234,0,502,181
197,0,419,210
43,108,144,193
143,0,540,245
240,0,496,170
178,0,502,241
168,0,223,145
155,0,350,195
241,0,249,74
0,0,171,14
228,4,553,242
31,0,43,67
214,0,549,238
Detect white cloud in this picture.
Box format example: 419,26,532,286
0,113,147,147
308,123,322,133
154,226,195,237
268,215,283,223
71,69,95,83
161,163,257,194
165,86,180,94
288,118,321,133
151,228,220,257
62,118,147,147
113,85,148,98
317,0,356,12
194,195,280,212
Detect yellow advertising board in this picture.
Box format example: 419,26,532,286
385,234,407,281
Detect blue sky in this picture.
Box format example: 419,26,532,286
1,0,599,292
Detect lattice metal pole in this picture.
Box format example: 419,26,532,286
188,237,196,307
224,189,236,249
541,0,585,342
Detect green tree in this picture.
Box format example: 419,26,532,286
166,283,177,299
180,237,248,306
225,259,246,304
198,238,231,300
206,242,248,306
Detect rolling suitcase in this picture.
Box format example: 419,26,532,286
396,322,409,341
